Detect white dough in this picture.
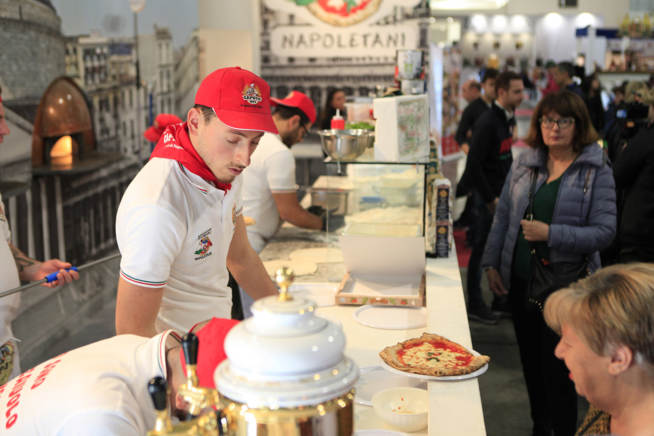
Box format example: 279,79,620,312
289,247,344,263
263,259,318,277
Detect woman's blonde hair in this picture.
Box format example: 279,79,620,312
544,263,654,365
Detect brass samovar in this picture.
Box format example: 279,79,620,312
147,267,359,435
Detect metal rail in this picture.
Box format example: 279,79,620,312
0,253,121,299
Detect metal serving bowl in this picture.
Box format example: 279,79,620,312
318,129,374,160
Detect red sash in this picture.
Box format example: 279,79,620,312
150,122,231,191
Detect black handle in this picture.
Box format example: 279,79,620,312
182,332,199,366
148,376,168,411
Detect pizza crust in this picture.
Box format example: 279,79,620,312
379,333,490,377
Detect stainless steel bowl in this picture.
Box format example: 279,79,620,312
318,129,374,160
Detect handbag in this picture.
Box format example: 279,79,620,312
525,168,590,311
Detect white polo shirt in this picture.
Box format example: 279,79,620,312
241,133,296,252
116,158,242,332
0,331,171,435
0,194,20,346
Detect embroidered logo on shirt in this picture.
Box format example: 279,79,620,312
242,83,262,105
194,228,213,260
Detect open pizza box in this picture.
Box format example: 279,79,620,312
335,235,425,307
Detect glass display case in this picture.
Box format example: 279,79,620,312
309,154,429,240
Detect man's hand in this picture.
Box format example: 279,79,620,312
486,267,508,296
487,197,499,215
520,219,549,242
460,143,470,154
25,259,80,288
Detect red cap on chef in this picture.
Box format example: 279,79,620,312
144,113,183,142
179,317,240,389
271,91,317,124
194,67,277,134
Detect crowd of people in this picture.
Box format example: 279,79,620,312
456,58,654,435
0,56,653,434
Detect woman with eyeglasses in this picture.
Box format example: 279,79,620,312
481,90,617,436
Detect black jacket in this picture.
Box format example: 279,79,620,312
455,97,490,146
613,125,654,261
465,102,515,203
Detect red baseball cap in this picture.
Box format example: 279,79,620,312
179,317,240,389
194,67,277,134
271,91,317,124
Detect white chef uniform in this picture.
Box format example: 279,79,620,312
0,194,21,384
116,158,242,332
0,331,172,435
241,132,297,253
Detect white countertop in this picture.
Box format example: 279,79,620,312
316,254,486,436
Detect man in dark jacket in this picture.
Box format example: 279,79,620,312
553,61,584,98
465,71,524,323
613,89,654,262
454,69,499,230
455,69,499,155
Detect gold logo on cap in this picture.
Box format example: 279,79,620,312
242,83,262,105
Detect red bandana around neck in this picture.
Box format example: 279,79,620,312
150,122,231,191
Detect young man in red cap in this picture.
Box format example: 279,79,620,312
115,67,278,337
239,91,323,316
0,317,238,435
0,87,79,384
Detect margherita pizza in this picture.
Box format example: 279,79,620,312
379,333,490,377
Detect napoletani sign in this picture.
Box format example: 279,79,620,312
264,0,422,57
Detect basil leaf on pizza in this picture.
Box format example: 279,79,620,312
380,333,490,377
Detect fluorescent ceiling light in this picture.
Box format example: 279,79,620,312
431,0,509,11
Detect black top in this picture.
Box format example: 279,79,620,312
613,124,654,260
455,97,490,147
566,82,584,98
465,103,515,203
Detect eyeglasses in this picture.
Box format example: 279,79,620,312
539,117,575,129
298,123,309,139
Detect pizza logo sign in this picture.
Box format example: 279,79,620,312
194,229,213,260
242,83,263,105
295,0,382,27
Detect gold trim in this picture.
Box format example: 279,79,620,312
222,390,355,421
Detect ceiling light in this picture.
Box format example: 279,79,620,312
431,0,509,11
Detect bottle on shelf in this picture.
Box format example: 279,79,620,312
330,109,345,130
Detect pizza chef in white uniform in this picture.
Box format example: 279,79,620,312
0,317,238,435
0,87,79,385
239,91,324,316
115,67,278,337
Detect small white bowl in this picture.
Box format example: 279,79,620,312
371,387,428,432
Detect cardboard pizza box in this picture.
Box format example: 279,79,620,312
335,235,426,307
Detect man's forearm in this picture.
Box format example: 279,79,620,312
9,242,39,281
229,247,277,300
282,206,322,230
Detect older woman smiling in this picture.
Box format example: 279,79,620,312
544,263,654,435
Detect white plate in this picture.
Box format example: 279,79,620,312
355,366,427,406
354,430,409,436
380,355,489,381
354,305,427,330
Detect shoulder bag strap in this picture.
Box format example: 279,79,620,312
527,168,539,257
